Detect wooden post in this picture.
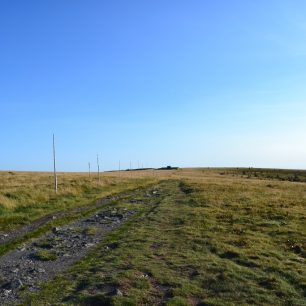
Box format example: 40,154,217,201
88,162,91,178
97,154,100,183
130,161,133,177
53,134,58,193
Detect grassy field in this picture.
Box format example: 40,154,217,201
0,168,305,305
218,167,306,182
0,171,157,232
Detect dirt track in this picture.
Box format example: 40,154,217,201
0,194,120,245
0,185,161,305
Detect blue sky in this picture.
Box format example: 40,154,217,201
1,0,306,171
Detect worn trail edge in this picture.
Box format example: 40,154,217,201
0,184,163,305
0,185,151,246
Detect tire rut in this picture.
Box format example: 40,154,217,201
0,185,163,305
0,194,125,246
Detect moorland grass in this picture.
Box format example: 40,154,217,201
0,171,157,232
24,174,306,305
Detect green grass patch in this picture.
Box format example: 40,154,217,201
9,174,306,305
33,250,57,261
83,226,98,236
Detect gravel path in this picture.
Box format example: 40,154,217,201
0,207,135,304
0,194,120,245
0,186,161,305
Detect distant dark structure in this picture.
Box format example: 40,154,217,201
125,168,152,172
158,166,179,170
107,165,179,172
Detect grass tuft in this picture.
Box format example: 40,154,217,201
33,250,57,261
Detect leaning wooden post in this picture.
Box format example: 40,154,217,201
53,134,58,193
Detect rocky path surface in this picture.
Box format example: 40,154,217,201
0,194,122,245
0,186,161,305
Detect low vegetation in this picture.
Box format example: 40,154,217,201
83,226,98,236
21,171,305,305
33,249,57,261
219,167,306,182
0,171,157,232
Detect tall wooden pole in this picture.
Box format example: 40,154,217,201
97,154,100,183
88,162,91,178
129,161,131,177
53,134,58,193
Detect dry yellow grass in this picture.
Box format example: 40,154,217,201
0,170,158,231
26,169,306,305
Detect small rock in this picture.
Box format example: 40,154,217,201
18,246,26,252
3,289,12,297
52,227,61,234
115,289,123,296
10,279,23,289
85,243,94,248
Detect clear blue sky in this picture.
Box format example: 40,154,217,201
1,0,306,171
